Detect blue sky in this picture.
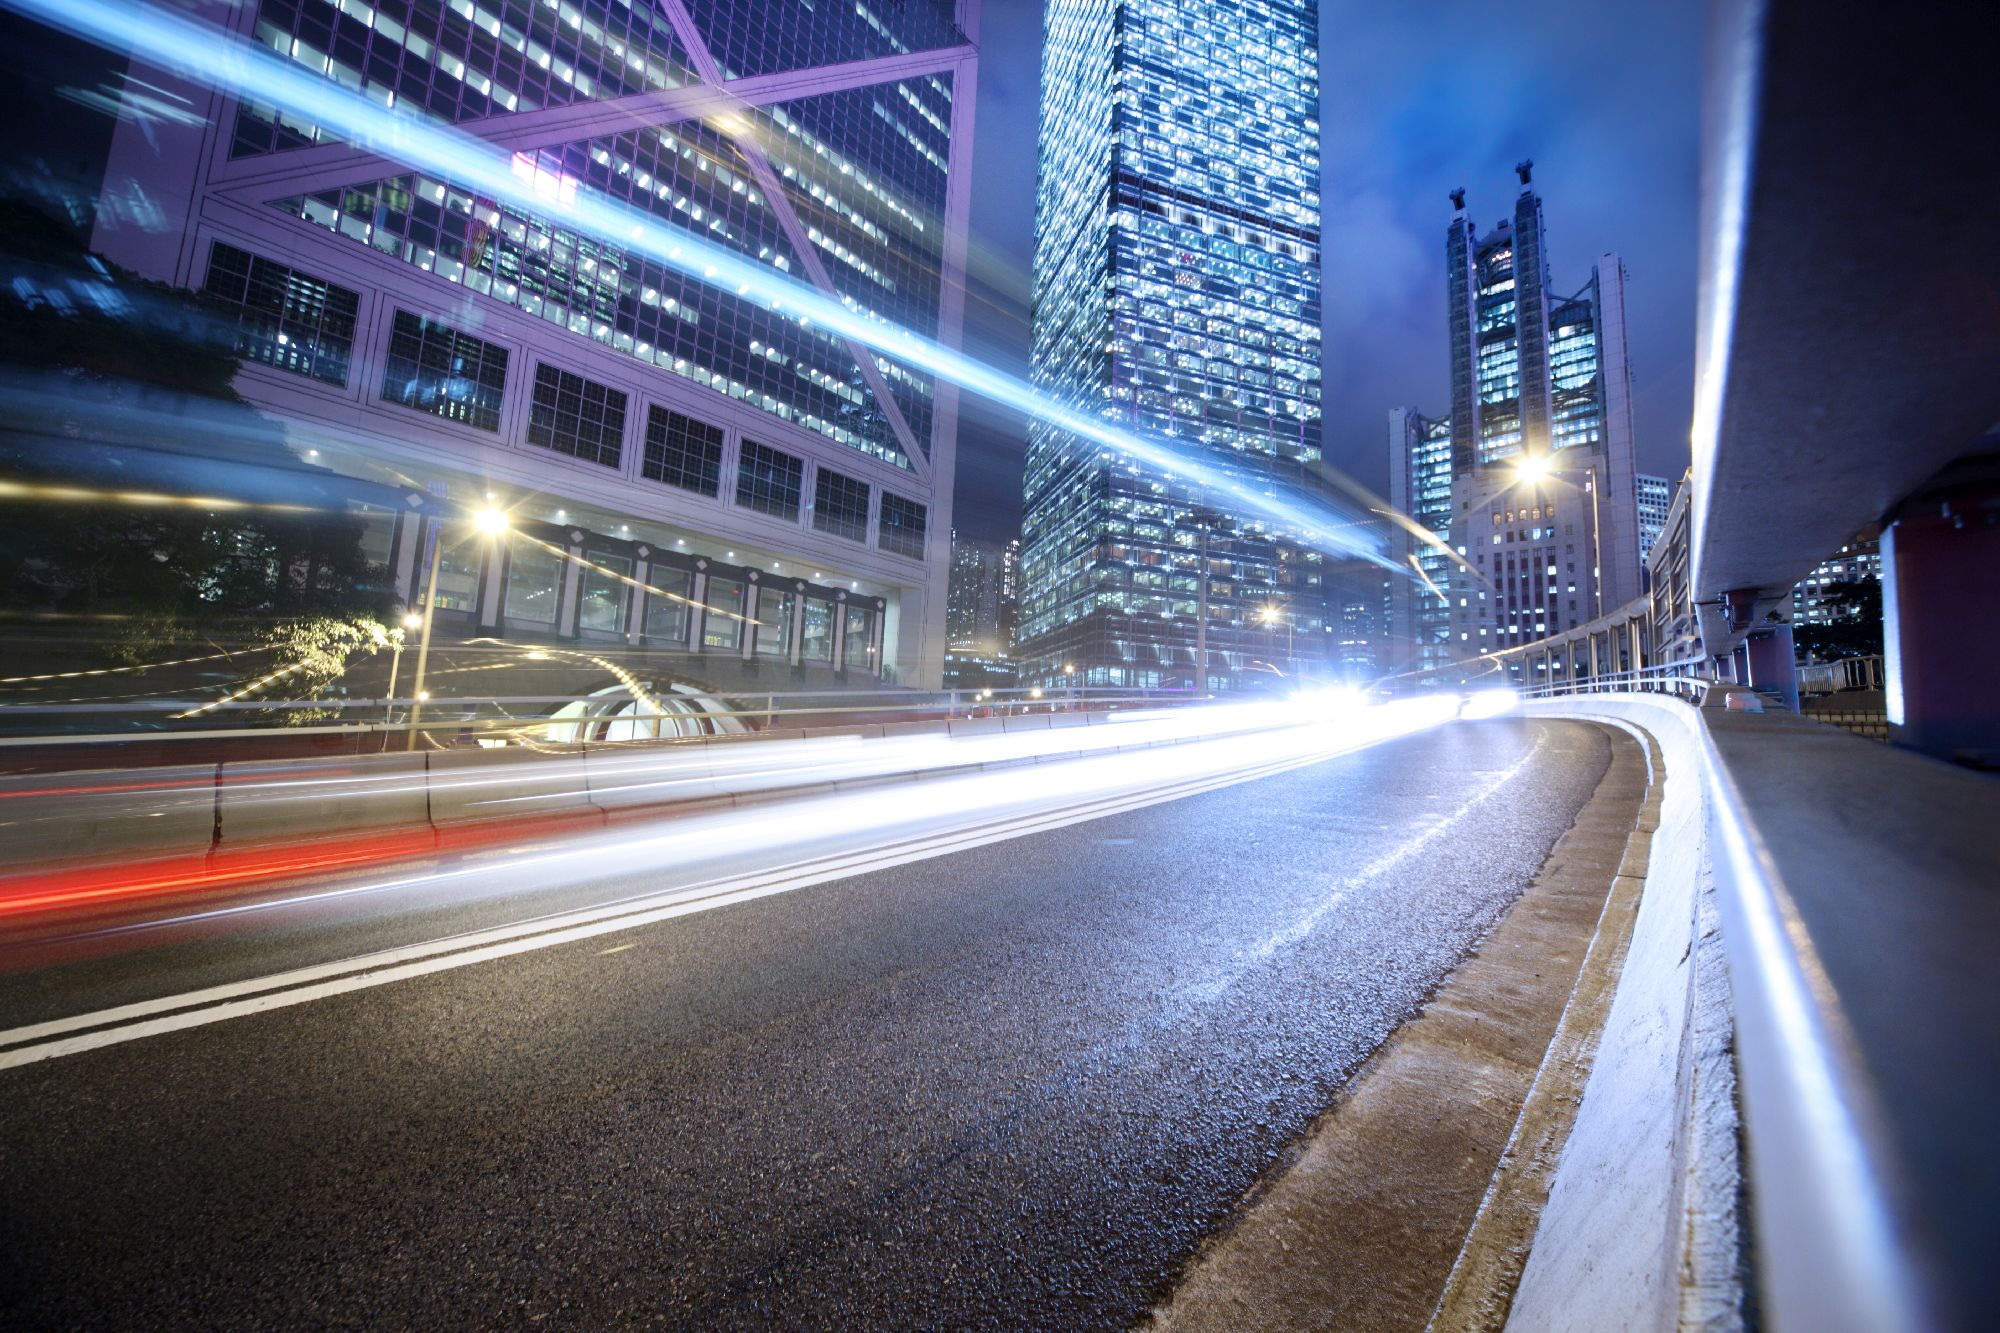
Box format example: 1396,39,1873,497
950,0,1702,540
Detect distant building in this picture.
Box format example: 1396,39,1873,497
1440,168,1642,662
1016,0,1326,691
942,650,1019,693
1386,407,1454,672
946,533,1018,655
1793,533,1882,625
1637,473,1672,561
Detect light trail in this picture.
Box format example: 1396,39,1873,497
0,695,1464,1064
0,696,1463,926
5,0,1398,571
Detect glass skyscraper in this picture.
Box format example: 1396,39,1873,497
1017,0,1325,690
90,0,980,687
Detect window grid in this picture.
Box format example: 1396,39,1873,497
735,439,804,521
642,407,723,496
203,242,358,386
878,492,928,559
527,363,626,468
812,467,870,543
381,309,508,432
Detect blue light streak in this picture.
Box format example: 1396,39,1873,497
6,0,1399,569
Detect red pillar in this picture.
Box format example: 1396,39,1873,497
1883,474,2000,764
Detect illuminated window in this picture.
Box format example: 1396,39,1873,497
382,310,507,431
204,243,358,386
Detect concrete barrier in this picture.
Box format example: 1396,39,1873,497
1504,697,1741,1331
216,753,430,847
581,745,723,813
0,762,220,864
424,747,600,825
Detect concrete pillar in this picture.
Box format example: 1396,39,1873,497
831,593,850,671
556,537,585,640
476,540,505,633
688,570,710,653
627,555,648,645
788,585,806,667
741,573,759,661
1883,473,2000,763
1745,624,1799,713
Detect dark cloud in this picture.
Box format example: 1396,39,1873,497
957,0,1701,537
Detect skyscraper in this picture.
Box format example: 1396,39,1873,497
1436,169,1640,660
946,532,1017,654
88,0,981,687
1386,406,1454,672
1017,0,1325,690
1637,473,1672,561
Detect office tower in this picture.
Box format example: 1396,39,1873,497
1386,406,1454,672
1017,0,1325,690
1440,167,1641,659
90,1,981,687
946,531,1017,654
1637,473,1671,561
1793,534,1882,626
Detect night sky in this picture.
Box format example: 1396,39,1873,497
951,0,1703,540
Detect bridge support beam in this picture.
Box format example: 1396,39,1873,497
1882,465,2000,765
1744,625,1798,714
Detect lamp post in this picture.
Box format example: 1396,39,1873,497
385,610,422,723
1258,603,1293,672
1182,506,1229,695
405,506,509,751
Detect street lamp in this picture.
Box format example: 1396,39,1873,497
1258,602,1294,668
1511,453,1604,620
405,507,509,750
385,610,422,722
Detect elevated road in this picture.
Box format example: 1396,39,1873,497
2,718,1610,1329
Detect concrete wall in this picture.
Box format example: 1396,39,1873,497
1506,696,1742,1332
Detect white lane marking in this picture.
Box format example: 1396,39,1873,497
0,724,1436,1069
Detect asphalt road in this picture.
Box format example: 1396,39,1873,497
0,717,1611,1330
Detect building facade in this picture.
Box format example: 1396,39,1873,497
89,0,982,688
945,532,1017,654
1438,169,1641,662
1386,406,1454,672
1637,472,1671,562
1793,533,1882,625
1016,0,1326,690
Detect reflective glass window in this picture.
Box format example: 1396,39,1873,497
756,585,794,658
843,604,874,669
527,364,626,468
578,553,633,634
802,597,834,661
643,407,723,496
736,440,804,520
382,310,508,431
503,538,563,628
204,242,358,385
703,577,746,650
643,566,693,643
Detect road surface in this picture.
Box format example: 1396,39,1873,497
0,717,1610,1329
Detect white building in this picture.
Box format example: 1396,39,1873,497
89,0,982,688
